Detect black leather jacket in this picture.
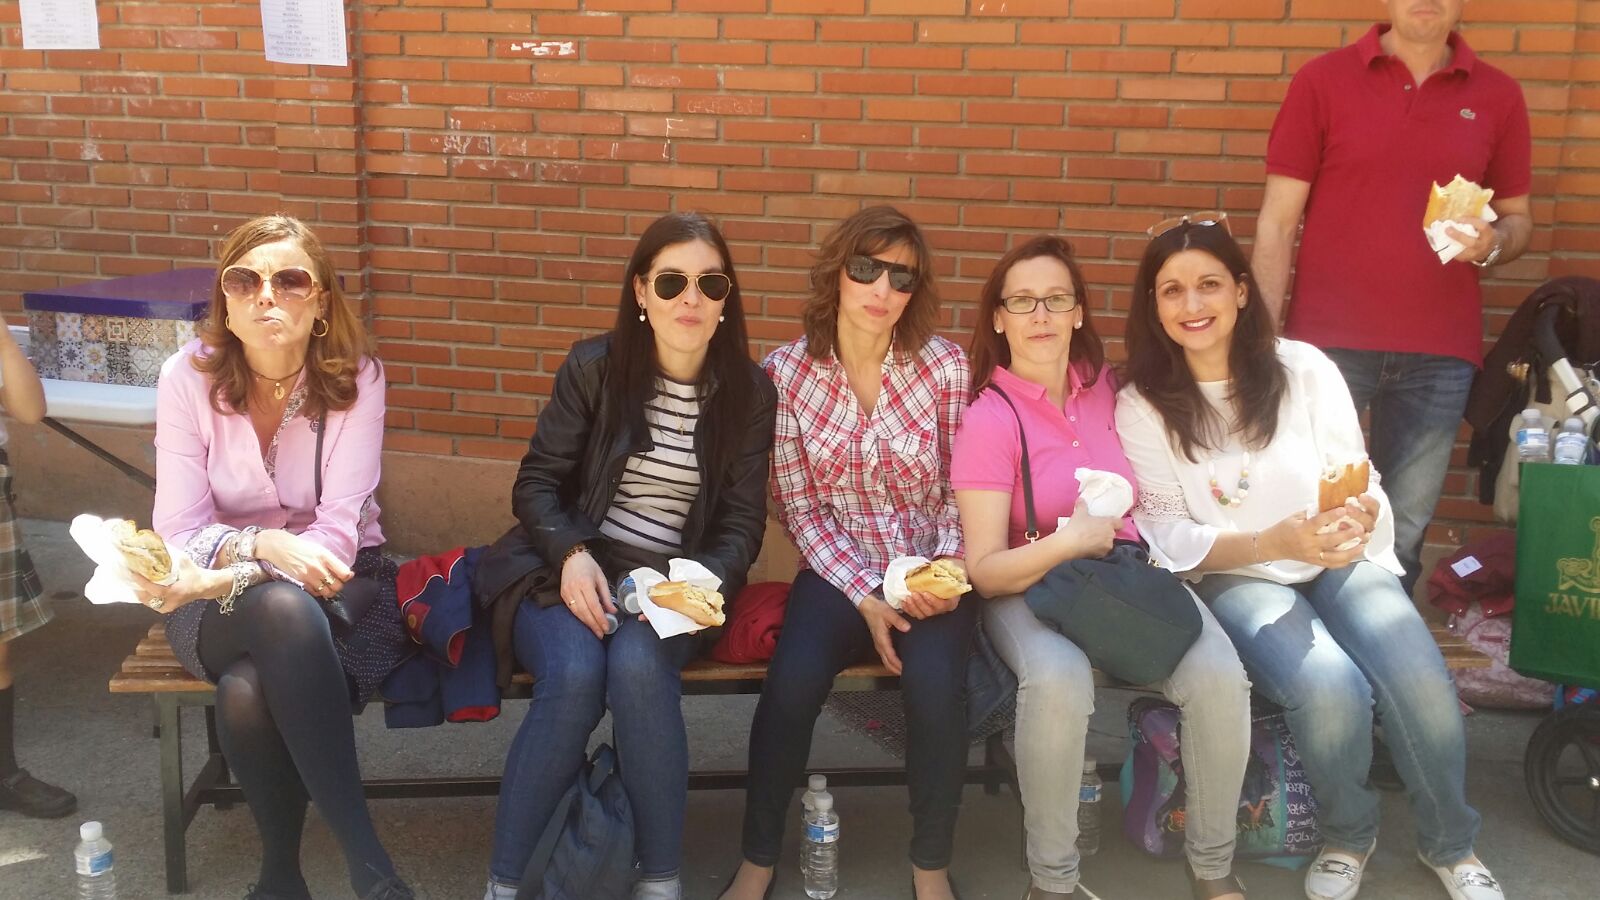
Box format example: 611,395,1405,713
476,334,777,681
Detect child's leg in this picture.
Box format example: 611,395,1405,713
0,636,77,818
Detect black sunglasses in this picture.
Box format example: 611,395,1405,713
220,266,320,303
844,254,919,293
651,271,732,302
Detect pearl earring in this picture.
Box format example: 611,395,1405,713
638,308,646,322
994,326,1002,334
718,315,725,323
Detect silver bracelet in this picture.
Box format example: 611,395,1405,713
234,526,262,563
217,562,255,615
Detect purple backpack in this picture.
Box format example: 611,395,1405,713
1120,698,1322,866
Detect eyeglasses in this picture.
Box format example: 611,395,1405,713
1001,293,1078,315
651,271,732,302
1147,210,1230,239
220,265,320,303
844,254,919,293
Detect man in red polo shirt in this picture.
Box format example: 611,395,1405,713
1254,1,1531,605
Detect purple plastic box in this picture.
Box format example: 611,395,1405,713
23,268,213,387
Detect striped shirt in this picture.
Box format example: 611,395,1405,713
600,378,704,554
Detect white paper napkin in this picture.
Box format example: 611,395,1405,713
881,556,931,610
1425,205,1498,264
631,558,723,638
1055,468,1134,533
69,513,178,605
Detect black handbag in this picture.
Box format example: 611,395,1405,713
987,385,1203,686
312,415,380,637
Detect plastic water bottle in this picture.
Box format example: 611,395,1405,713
802,773,827,816
802,791,839,899
1553,417,1588,465
603,575,645,635
1516,409,1550,463
75,821,117,899
1077,759,1102,857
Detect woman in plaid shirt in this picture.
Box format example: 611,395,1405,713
722,206,975,900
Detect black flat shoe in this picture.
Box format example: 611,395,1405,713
717,867,776,900
361,876,415,900
0,768,76,818
243,884,312,900
910,873,963,900
1188,864,1246,900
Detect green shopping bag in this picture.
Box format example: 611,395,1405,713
1510,464,1600,686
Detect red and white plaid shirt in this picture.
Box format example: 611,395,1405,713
764,336,969,605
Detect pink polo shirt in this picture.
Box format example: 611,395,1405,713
153,340,386,566
952,364,1140,550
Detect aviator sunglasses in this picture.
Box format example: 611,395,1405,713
844,254,919,293
220,265,320,303
651,271,732,302
1147,210,1230,239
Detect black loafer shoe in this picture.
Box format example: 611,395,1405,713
361,876,415,900
0,768,77,818
243,884,312,900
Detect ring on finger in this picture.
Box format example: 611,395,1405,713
147,596,166,611
1318,550,1326,561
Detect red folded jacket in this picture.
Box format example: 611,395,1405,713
710,581,790,664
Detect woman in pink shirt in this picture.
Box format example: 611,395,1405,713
952,236,1250,900
133,216,412,900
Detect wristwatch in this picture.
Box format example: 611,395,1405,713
1472,228,1504,268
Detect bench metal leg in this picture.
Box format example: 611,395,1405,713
157,695,189,894
204,706,234,811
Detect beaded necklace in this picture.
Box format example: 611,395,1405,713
1208,451,1251,507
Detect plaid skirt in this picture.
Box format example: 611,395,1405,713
0,450,50,644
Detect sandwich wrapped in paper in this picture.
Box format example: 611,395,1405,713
1315,459,1371,552
629,558,724,637
69,514,179,605
1055,468,1135,533
883,557,972,609
1423,174,1497,264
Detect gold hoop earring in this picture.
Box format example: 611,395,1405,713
224,314,231,329
311,318,329,337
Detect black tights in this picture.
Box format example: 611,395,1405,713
197,582,395,897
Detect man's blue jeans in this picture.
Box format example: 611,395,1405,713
1192,562,1481,866
1322,348,1476,596
489,602,700,886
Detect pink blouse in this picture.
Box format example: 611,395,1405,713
152,340,385,569
952,364,1141,549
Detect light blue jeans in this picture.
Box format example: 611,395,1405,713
1323,349,1476,597
1192,561,1481,866
984,588,1251,892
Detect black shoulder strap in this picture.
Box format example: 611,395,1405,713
986,384,1039,542
313,414,327,504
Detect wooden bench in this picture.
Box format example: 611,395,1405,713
111,625,1018,894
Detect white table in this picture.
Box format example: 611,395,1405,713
39,378,158,490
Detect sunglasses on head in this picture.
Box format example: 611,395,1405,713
1147,210,1230,239
1001,293,1078,315
844,254,919,293
650,271,732,302
220,265,320,303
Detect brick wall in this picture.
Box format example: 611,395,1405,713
1,0,1597,554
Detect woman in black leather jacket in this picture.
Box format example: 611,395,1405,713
479,213,777,900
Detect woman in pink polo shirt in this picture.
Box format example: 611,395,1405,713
952,236,1250,900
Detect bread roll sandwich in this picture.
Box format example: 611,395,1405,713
904,559,973,601
648,581,725,628
1319,461,1371,514
1423,174,1495,228
111,519,173,583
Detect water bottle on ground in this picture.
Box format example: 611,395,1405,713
75,821,117,899
802,773,827,816
1553,417,1588,465
1077,758,1102,857
802,790,839,899
1517,408,1551,463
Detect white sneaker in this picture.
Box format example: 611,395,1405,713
633,876,683,900
1420,853,1505,900
1305,841,1376,900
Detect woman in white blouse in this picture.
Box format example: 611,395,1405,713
1114,219,1502,900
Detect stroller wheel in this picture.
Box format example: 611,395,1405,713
1524,703,1600,854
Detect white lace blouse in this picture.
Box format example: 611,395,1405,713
1113,339,1404,586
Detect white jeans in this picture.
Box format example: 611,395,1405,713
984,588,1251,892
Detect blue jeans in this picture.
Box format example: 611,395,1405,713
740,569,979,870
1323,349,1475,596
1192,562,1481,866
489,602,700,885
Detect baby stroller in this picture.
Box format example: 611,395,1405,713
1465,275,1600,855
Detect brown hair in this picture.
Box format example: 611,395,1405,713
193,214,372,418
801,205,939,360
968,234,1104,398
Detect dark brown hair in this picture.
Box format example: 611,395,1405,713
1123,222,1286,462
194,215,372,418
969,234,1104,398
801,205,939,360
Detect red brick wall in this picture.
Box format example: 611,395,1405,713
1,0,1597,551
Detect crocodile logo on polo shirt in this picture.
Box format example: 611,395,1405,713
1460,108,1477,120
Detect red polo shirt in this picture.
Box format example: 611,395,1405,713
1267,24,1531,366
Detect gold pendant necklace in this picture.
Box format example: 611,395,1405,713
251,363,305,402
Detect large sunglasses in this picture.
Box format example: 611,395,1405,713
651,271,732,302
220,265,320,303
1001,293,1078,315
844,254,919,293
1147,210,1230,239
